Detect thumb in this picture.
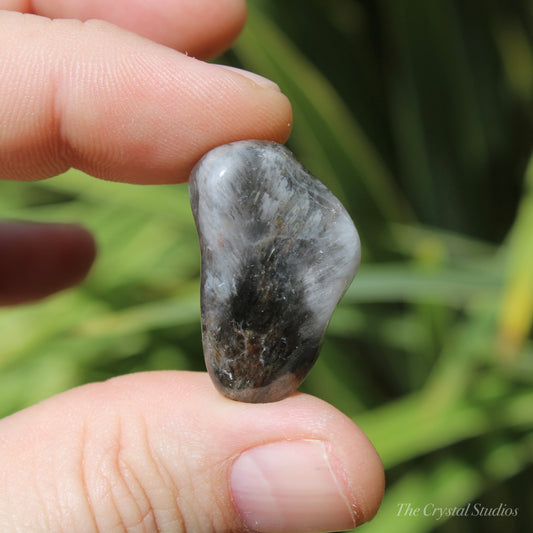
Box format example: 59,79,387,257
0,372,384,532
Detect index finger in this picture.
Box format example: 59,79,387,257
0,11,292,184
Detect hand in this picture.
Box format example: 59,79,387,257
0,1,384,532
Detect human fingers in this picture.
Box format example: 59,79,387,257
0,371,384,532
0,0,247,58
0,11,292,183
0,221,96,305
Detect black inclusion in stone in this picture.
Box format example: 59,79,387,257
211,246,322,402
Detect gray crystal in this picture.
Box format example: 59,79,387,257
190,140,360,403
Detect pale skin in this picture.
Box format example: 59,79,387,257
0,1,385,532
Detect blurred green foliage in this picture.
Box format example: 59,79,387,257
1,1,533,531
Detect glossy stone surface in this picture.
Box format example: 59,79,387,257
190,141,360,402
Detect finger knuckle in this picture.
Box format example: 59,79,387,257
79,409,185,532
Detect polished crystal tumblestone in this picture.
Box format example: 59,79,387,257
190,140,360,403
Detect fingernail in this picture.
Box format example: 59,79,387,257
231,440,357,533
216,65,281,91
